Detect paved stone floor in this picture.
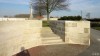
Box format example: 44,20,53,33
78,29,100,56
14,29,100,56
14,44,88,56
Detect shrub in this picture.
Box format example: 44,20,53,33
58,16,82,21
91,22,100,27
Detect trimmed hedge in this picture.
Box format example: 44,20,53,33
91,22,100,27
58,16,82,21
92,27,100,30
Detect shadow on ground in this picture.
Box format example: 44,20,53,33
14,44,88,56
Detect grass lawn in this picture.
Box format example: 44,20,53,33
42,21,49,27
92,27,100,31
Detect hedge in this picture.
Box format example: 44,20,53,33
58,16,82,21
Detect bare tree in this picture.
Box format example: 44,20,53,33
33,0,46,17
32,0,69,22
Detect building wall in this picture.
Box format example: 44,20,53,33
50,21,90,45
0,20,42,56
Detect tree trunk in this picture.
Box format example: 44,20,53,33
46,0,49,23
47,13,50,23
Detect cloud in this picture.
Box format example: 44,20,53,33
0,0,29,5
71,0,90,10
69,0,100,18
70,0,100,12
0,0,100,18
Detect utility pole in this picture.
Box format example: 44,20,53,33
86,13,90,19
81,10,83,19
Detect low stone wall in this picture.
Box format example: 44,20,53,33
0,20,42,56
50,20,90,45
0,18,28,21
42,18,58,20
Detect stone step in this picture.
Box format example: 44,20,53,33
41,27,64,45
42,37,61,40
41,27,53,33
42,41,65,45
42,27,51,30
41,33,59,37
41,30,53,33
42,27,52,30
42,39,63,44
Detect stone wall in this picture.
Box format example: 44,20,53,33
50,21,65,41
42,18,58,20
50,21,90,45
0,18,28,21
0,20,42,56
0,18,58,21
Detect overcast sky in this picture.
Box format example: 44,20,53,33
0,0,100,18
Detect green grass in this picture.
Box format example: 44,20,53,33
92,27,100,31
42,21,49,27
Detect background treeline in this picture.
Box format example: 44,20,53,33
58,16,82,20
14,14,30,18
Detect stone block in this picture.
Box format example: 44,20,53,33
0,20,42,56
